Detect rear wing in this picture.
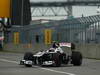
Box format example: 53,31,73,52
59,43,75,50
59,43,71,47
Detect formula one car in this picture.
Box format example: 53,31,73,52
20,43,82,67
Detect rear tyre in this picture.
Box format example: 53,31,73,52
71,51,82,66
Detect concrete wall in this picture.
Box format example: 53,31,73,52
3,43,51,53
76,44,100,59
3,43,100,59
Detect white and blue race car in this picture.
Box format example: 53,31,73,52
20,43,82,67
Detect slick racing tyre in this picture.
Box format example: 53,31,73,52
25,64,32,67
53,53,61,67
71,51,82,66
24,52,33,60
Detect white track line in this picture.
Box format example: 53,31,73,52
0,58,76,75
41,68,75,75
0,58,18,64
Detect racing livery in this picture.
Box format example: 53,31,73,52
20,43,82,67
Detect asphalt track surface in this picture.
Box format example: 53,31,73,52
0,52,100,75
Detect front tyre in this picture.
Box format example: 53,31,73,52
24,52,33,60
24,52,33,67
25,64,32,67
53,53,61,67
